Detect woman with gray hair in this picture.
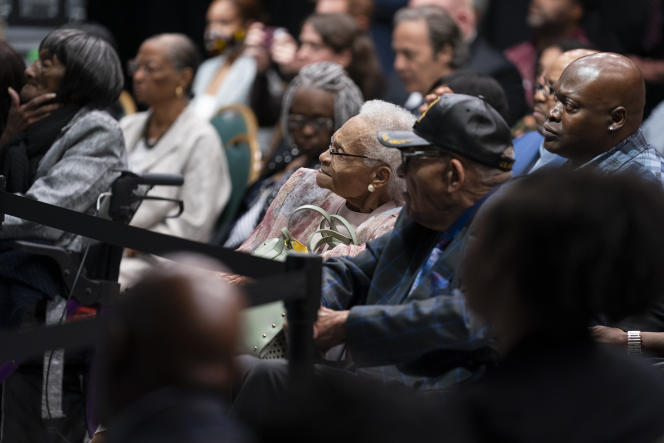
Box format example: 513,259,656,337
224,61,364,247
119,33,231,287
237,99,414,260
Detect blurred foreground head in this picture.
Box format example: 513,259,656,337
97,254,245,421
463,169,664,352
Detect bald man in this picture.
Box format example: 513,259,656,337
512,48,596,176
542,52,664,181
96,255,251,443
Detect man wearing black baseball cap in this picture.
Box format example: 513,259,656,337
308,93,514,389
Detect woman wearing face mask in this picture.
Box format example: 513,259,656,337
119,33,231,288
190,0,264,120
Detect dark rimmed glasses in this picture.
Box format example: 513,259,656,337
535,82,555,96
399,149,450,173
127,59,167,77
328,146,370,161
287,114,334,130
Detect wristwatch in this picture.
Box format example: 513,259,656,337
627,330,642,354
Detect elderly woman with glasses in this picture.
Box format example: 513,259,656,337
119,33,231,287
224,61,364,247
236,98,413,259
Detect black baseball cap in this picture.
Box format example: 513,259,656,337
378,93,514,171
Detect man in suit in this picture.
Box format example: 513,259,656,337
232,94,514,416
387,6,467,112
512,48,595,175
409,0,528,125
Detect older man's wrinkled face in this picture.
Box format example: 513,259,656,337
397,147,453,230
393,19,451,95
542,64,610,161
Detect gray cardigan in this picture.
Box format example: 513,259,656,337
1,107,127,251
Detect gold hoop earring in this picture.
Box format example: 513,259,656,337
175,86,184,97
368,184,375,193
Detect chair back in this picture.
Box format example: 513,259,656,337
210,104,262,228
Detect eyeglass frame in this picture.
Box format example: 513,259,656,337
399,149,451,173
328,145,370,161
127,59,170,77
535,81,555,96
286,114,335,130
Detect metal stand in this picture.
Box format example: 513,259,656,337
285,253,322,385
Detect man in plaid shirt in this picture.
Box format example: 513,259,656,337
310,93,514,390
541,52,664,183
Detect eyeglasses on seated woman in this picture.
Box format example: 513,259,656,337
237,99,415,261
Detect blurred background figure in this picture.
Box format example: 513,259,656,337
119,33,231,288
0,41,26,136
245,11,384,155
408,0,527,124
0,27,126,442
388,5,467,111
449,169,664,442
0,28,126,327
505,0,591,107
223,62,363,248
190,0,264,120
98,254,252,443
315,0,375,30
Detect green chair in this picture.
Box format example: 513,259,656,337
210,104,262,238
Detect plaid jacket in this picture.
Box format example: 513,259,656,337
322,208,492,391
581,129,664,183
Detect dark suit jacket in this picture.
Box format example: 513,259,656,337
464,36,528,126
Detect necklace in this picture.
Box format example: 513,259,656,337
143,114,166,148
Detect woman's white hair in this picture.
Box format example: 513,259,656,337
357,100,415,204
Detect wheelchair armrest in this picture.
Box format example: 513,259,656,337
109,171,184,223
14,241,79,280
13,240,118,306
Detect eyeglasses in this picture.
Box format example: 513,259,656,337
127,59,167,76
535,82,555,96
328,146,370,161
287,114,334,130
399,150,450,173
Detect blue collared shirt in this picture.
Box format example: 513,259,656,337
580,129,664,184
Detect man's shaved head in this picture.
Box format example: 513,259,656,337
542,52,646,163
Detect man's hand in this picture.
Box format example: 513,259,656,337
313,306,349,352
418,85,454,115
590,325,627,346
0,88,59,146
